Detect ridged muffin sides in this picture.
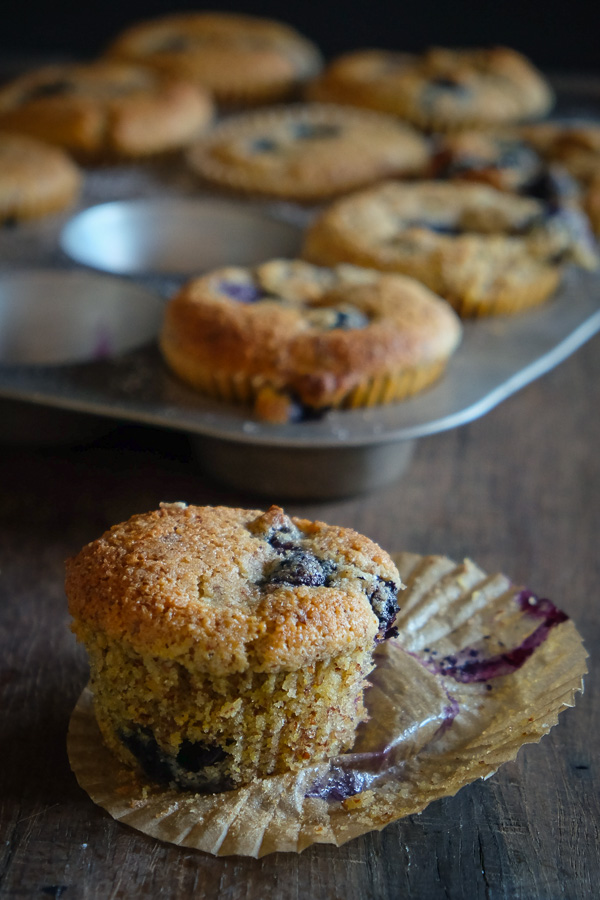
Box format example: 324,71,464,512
159,259,462,422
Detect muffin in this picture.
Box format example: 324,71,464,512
106,11,322,107
306,46,553,131
185,103,429,203
66,502,403,791
0,60,213,162
520,121,600,183
0,133,81,222
429,130,545,194
303,180,598,317
159,259,462,423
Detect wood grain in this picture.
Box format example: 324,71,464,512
0,332,598,898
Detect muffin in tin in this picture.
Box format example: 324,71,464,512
185,103,429,203
106,11,323,107
0,132,81,222
0,60,213,162
429,130,545,194
306,46,553,131
66,502,403,791
159,259,462,423
520,121,600,183
303,180,597,317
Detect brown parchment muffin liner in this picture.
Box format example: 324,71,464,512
67,552,587,857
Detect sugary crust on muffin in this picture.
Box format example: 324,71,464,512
0,133,81,220
302,180,594,316
0,61,213,161
66,503,401,675
185,103,429,202
106,12,322,106
159,259,461,412
307,46,553,130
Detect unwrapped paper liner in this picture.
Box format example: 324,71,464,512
67,552,587,857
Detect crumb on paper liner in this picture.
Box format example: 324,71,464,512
67,551,587,857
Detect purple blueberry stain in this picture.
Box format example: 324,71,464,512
424,589,568,684
516,589,569,625
433,693,460,740
218,279,262,304
305,767,371,802
92,326,113,360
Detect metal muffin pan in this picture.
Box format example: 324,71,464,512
0,260,599,496
60,197,303,276
2,75,600,497
0,269,164,445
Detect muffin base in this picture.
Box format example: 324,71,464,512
161,334,450,420
83,630,375,789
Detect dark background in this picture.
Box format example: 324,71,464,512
2,0,599,73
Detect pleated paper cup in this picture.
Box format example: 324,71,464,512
68,551,587,857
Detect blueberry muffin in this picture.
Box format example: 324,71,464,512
429,130,545,193
520,121,600,183
185,102,429,203
307,46,553,131
159,259,462,423
0,61,213,161
66,502,403,791
303,180,597,317
106,12,322,107
0,133,81,222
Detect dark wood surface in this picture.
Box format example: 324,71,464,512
0,328,598,899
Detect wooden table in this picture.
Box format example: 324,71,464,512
0,324,598,898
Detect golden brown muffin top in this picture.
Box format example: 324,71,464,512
106,11,322,106
307,46,553,129
0,61,213,159
160,259,462,409
66,504,402,675
0,132,81,220
185,103,429,202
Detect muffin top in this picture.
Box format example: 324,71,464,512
306,46,553,130
429,130,544,193
520,121,600,183
185,102,429,202
66,503,402,675
106,11,322,106
0,132,81,220
303,180,598,306
0,61,213,159
160,259,462,414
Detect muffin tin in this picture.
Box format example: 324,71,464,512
1,82,600,496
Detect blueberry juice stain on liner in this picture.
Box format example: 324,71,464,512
426,590,569,684
304,591,569,803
